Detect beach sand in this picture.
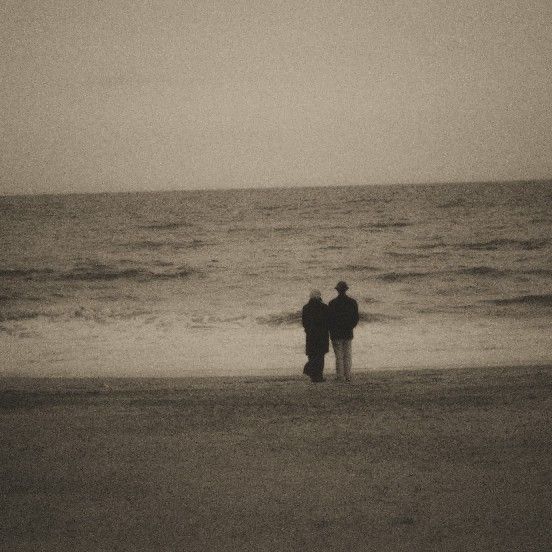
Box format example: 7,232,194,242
1,365,551,551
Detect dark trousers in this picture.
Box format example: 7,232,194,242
304,354,325,382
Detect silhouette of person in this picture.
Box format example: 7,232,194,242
328,281,359,382
301,289,329,383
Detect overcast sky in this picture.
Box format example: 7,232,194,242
1,0,551,195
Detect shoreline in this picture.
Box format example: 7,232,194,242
1,362,551,386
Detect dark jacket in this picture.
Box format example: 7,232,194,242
301,299,329,356
328,294,359,340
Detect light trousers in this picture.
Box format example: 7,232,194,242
332,338,352,381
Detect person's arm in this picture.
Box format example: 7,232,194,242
351,299,359,328
327,302,335,333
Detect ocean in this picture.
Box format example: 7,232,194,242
1,181,551,377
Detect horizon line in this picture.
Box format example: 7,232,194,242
1,177,550,199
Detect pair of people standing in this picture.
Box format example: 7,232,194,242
301,281,359,382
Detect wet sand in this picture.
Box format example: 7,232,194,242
1,365,551,551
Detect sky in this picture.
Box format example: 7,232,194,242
1,0,551,195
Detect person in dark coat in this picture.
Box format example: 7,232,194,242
301,289,329,383
328,281,359,382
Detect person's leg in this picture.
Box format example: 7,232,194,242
343,339,352,381
310,354,324,382
308,355,317,381
332,339,344,381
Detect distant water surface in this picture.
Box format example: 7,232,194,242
1,181,551,376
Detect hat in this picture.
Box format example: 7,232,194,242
335,281,349,292
309,289,322,300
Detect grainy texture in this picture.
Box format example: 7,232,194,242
1,366,551,551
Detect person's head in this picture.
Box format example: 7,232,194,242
335,281,349,295
309,289,322,301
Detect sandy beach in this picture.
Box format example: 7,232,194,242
1,364,551,551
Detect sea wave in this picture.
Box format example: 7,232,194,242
0,305,154,323
376,266,512,282
0,264,198,282
456,266,550,278
376,271,431,282
341,264,381,272
413,238,549,252
0,310,41,323
0,268,55,278
123,239,213,250
386,251,434,259
141,222,193,230
0,292,43,303
124,240,172,250
455,238,548,251
485,293,552,307
61,266,197,281
523,268,552,276
438,198,466,208
415,241,447,250
271,226,298,234
280,220,412,232
358,222,411,229
456,266,509,276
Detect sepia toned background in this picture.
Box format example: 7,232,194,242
1,0,551,196
2,3,552,552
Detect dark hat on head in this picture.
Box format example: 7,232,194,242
335,280,349,292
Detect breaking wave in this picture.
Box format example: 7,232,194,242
256,311,302,326
255,310,396,326
358,312,400,323
0,304,155,324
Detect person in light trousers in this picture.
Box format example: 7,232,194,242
328,281,359,382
